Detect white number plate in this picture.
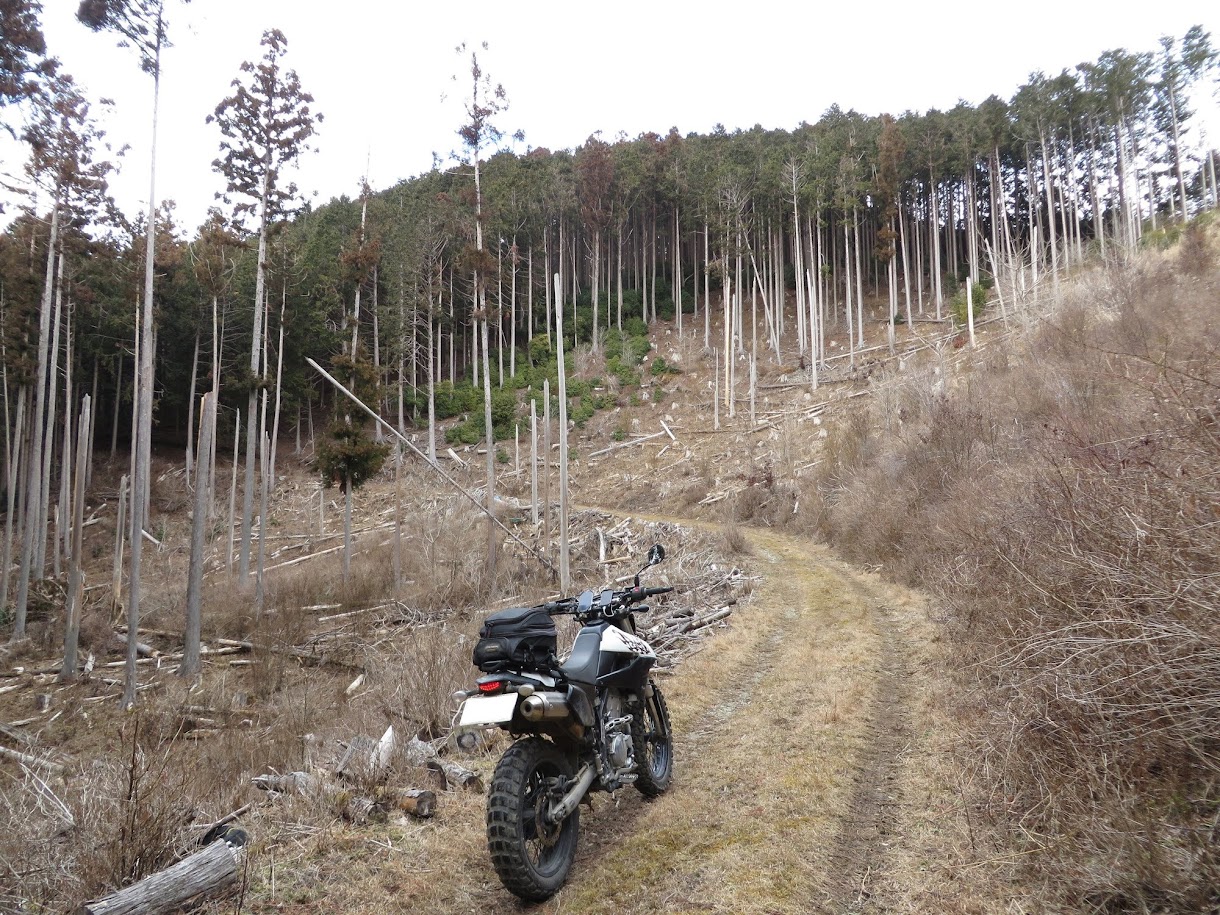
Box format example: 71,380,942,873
459,693,518,727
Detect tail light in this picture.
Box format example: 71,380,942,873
478,680,504,694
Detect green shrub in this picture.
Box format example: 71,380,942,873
528,334,552,366
318,422,390,489
571,400,595,427
950,280,988,325
444,422,481,446
650,356,681,376
432,381,481,419
623,316,648,338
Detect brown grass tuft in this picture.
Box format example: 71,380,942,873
812,246,1220,912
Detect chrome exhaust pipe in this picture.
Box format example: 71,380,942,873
519,691,571,721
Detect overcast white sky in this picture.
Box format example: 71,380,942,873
10,0,1220,233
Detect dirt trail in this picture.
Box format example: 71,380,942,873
512,524,949,915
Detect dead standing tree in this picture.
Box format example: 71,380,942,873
452,40,522,593
208,28,321,583
11,74,111,642
77,0,178,705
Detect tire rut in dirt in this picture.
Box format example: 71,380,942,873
678,544,796,752
822,599,913,914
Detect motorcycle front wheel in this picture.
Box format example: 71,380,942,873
487,736,580,902
632,681,674,796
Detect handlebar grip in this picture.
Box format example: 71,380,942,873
644,586,673,598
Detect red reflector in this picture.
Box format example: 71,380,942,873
478,681,503,694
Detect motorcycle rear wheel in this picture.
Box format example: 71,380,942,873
632,682,674,796
487,737,580,902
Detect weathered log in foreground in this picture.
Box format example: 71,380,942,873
81,839,242,915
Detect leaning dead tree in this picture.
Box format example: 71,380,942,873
305,358,554,574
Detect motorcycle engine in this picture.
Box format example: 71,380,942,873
602,692,634,771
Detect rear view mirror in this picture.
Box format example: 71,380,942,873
646,544,665,566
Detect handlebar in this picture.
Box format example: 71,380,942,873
540,596,578,614
641,586,674,598
540,584,673,618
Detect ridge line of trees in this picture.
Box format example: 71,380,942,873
1,10,1217,688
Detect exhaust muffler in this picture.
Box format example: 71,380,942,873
519,691,571,721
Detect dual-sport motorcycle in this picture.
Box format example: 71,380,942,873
455,544,675,901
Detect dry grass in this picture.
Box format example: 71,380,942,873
811,228,1220,913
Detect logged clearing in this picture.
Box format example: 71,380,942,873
2,304,1030,914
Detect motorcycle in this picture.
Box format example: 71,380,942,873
455,544,675,901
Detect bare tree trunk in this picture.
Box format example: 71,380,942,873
0,386,25,618
185,333,199,490
36,251,65,578
542,378,551,544
966,272,977,348
427,296,437,465
529,398,538,526
179,391,213,679
853,206,865,348
81,838,241,915
588,231,599,352
1039,131,1060,296
227,412,239,578
844,220,855,371
553,274,569,591
481,313,496,586
57,298,77,573
510,240,518,375
393,447,402,588
59,396,91,680
372,265,383,443
255,427,269,616
269,289,286,488
616,220,624,332
124,57,163,707
13,203,59,641
343,476,352,582
930,180,943,319
703,222,711,350
110,352,121,459
239,177,271,581
111,474,126,620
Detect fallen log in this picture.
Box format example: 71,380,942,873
252,769,435,820
0,744,67,775
405,736,482,792
213,638,363,672
339,787,436,824
81,838,242,915
115,633,158,658
252,771,320,794
392,788,437,818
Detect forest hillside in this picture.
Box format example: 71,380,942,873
1,5,1219,913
